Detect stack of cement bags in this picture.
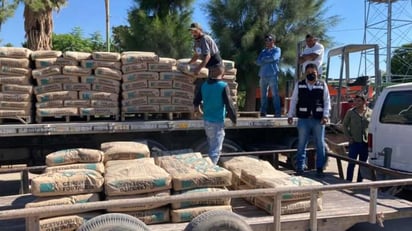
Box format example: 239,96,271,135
32,50,90,122
28,148,105,231
221,156,323,215
79,52,122,119
156,152,232,223
0,47,33,123
102,141,172,225
222,60,239,109
120,53,196,118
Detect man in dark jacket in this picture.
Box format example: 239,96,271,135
193,74,237,165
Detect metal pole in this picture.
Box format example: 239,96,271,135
105,0,111,52
386,0,392,83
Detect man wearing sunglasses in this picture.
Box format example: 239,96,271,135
256,34,282,117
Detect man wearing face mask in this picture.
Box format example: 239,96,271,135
287,63,331,177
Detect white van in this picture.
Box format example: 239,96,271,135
367,82,412,173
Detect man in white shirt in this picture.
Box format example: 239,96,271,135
299,34,324,76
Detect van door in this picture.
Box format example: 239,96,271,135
369,89,412,172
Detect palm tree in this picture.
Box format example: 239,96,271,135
23,0,66,50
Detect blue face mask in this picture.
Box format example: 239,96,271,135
306,73,316,81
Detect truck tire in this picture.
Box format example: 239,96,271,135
77,213,150,231
192,139,243,154
183,210,253,231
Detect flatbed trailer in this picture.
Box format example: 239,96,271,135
0,172,411,231
0,116,299,166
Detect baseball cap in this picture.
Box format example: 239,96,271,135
188,23,202,31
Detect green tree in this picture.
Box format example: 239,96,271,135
112,0,194,58
0,0,19,31
52,27,106,52
391,43,412,83
204,0,339,110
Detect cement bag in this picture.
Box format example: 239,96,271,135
256,176,323,201
64,100,91,108
81,76,120,87
121,63,148,74
62,65,92,76
92,51,121,61
25,193,100,208
220,156,260,189
1,84,33,94
0,93,31,102
32,66,61,79
94,67,122,80
35,57,79,68
121,51,159,64
0,75,30,85
100,141,150,161
159,71,194,83
45,162,105,174
45,148,104,167
31,169,104,197
122,71,158,82
36,107,78,117
81,60,121,69
0,47,32,58
36,91,78,103
104,158,172,196
0,57,30,68
63,51,92,61
239,160,290,187
157,153,232,190
39,213,98,231
171,187,231,209
176,62,208,78
0,66,31,76
31,50,62,60
254,196,323,215
79,91,118,101
223,59,236,70
171,205,232,223
34,83,63,94
106,190,170,212
0,101,31,110
125,207,170,225
36,75,79,86
36,100,64,108
147,63,175,72
159,57,177,65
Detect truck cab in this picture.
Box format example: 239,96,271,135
367,82,412,173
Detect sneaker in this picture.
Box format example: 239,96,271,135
316,168,325,178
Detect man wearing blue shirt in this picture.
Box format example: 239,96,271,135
256,34,282,117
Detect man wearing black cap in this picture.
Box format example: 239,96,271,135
256,34,282,117
188,23,224,78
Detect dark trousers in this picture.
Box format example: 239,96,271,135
346,142,368,182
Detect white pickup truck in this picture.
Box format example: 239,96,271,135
367,82,412,173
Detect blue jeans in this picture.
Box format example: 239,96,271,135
346,142,368,182
296,118,326,171
204,121,225,164
259,76,281,116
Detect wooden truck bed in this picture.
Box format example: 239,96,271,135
1,172,411,231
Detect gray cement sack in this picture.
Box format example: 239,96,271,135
121,51,159,64
239,160,290,187
0,57,30,68
125,207,170,225
25,193,100,208
157,152,232,190
171,205,232,223
0,47,32,58
38,213,98,231
220,156,260,189
104,158,172,196
31,169,104,197
31,50,62,60
171,187,231,209
254,196,323,215
92,52,121,61
45,162,105,174
100,141,150,161
45,148,104,167
106,190,170,212
63,51,92,61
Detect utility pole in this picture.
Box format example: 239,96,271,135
105,0,110,52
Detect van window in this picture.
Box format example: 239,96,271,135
379,90,412,125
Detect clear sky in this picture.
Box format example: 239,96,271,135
0,0,366,47
0,0,410,77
